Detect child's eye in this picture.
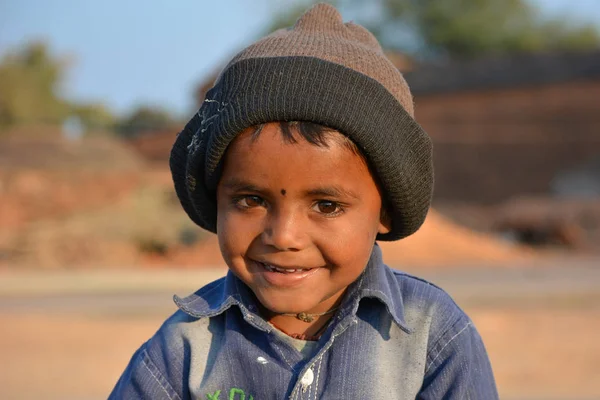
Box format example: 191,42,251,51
313,200,343,216
236,195,265,208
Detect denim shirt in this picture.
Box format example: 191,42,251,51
109,245,498,399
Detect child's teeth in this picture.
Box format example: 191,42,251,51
263,263,307,273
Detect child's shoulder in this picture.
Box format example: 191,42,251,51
172,276,228,318
111,279,229,398
388,267,460,305
143,277,229,359
384,266,471,335
148,277,229,342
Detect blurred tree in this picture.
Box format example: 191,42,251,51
71,103,116,131
268,0,600,59
115,105,178,138
0,41,118,133
0,41,70,128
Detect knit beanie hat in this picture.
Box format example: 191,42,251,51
170,3,433,241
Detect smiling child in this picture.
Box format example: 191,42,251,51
110,4,498,399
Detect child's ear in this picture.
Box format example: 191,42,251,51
378,207,392,234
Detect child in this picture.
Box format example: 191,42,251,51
110,4,498,399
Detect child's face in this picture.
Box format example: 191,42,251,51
216,122,390,315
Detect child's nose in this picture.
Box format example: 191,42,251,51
261,209,306,251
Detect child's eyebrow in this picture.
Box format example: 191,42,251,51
305,186,360,200
221,178,265,193
221,179,359,200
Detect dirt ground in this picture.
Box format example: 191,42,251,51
1,302,599,399
1,163,535,270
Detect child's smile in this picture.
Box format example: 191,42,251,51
253,260,322,288
216,122,390,321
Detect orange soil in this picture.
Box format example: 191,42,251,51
378,209,530,266
0,170,145,229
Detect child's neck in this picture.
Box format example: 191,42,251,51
261,296,343,341
268,313,334,340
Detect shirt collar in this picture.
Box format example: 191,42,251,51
335,243,412,333
173,267,272,332
174,243,411,334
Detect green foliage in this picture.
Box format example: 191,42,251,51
70,103,116,131
0,41,121,133
115,105,177,138
0,41,180,136
0,41,70,128
267,0,600,59
412,0,600,57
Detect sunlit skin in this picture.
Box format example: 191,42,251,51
216,122,390,337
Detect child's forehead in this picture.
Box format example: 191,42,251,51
232,122,367,163
220,124,378,196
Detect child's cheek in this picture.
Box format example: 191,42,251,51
318,218,378,271
217,208,262,251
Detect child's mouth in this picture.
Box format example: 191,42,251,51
254,260,321,287
259,262,311,274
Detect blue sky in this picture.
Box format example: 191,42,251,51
1,0,600,118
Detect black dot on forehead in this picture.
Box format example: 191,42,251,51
280,189,286,196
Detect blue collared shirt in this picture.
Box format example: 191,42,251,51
110,245,498,399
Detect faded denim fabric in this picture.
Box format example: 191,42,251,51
109,245,498,399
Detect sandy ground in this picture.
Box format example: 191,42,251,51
471,307,600,400
1,267,599,400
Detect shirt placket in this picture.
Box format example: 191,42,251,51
287,314,358,399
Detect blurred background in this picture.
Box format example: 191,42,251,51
1,0,599,399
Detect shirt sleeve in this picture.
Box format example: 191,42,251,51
417,316,499,399
108,343,182,400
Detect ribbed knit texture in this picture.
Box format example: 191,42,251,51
225,4,414,116
170,3,434,241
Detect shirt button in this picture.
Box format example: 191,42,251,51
256,356,268,365
300,368,314,387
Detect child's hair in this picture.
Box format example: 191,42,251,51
170,3,434,241
250,121,362,157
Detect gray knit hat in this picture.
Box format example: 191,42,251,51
170,3,433,241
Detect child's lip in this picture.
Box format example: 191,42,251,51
252,260,321,287
252,258,315,271
259,262,312,273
